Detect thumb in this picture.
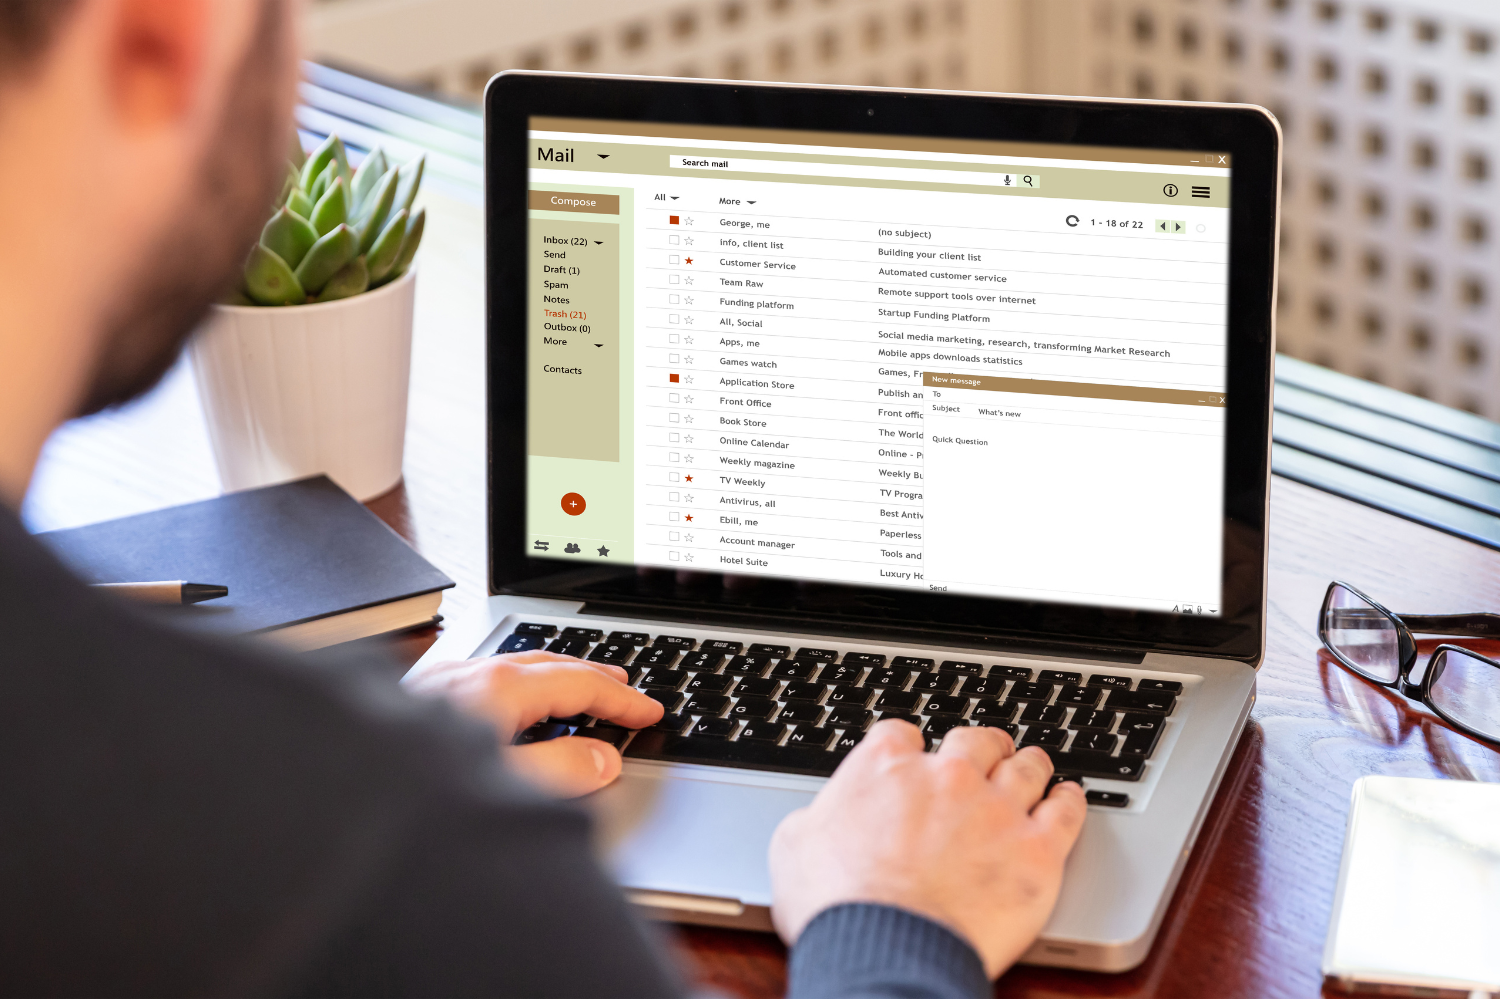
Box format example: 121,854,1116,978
507,736,621,797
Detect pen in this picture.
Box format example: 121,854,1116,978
92,581,229,605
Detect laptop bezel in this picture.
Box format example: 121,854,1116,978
484,71,1278,664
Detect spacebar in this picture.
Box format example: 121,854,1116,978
626,731,843,776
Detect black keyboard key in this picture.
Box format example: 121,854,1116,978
826,685,873,707
749,643,791,658
1119,714,1165,756
1008,682,1055,702
1038,670,1082,684
687,673,733,694
692,718,736,738
549,713,590,725
703,640,743,654
938,660,984,676
782,681,826,702
680,652,725,673
1048,748,1144,781
1020,703,1067,726
786,727,835,749
1019,726,1068,749
958,676,1006,698
643,689,682,711
607,631,650,646
513,622,557,636
1068,709,1117,731
1086,790,1131,807
1047,773,1084,795
729,696,778,720
653,712,690,733
778,702,824,724
822,663,866,686
634,646,680,668
771,661,819,681
626,731,842,777
496,633,546,653
638,669,687,690
879,713,923,728
1088,674,1133,689
724,655,770,675
992,666,1033,680
1055,685,1100,707
911,672,956,693
925,716,968,737
865,668,911,689
973,718,1019,736
574,724,632,748
1073,731,1118,753
890,656,935,670
588,643,635,665
516,721,569,744
1137,679,1184,694
738,721,788,743
826,705,873,729
833,731,864,752
923,695,969,716
734,676,781,698
795,647,839,661
968,698,1016,722
842,652,887,666
655,635,697,650
684,693,731,716
876,690,921,712
545,639,590,657
561,627,604,642
1104,690,1176,715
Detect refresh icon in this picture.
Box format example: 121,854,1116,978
1065,214,1080,227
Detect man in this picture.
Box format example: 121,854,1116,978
0,2,1086,996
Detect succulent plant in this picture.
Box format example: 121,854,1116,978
237,134,426,306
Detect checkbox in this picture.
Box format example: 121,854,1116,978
669,452,680,463
669,314,680,324
669,254,680,264
669,234,680,245
669,433,680,443
669,333,680,344
669,353,680,363
669,294,680,305
669,551,680,561
669,393,680,403
669,472,680,482
669,531,680,541
669,491,680,501
670,274,680,284
670,511,680,521
669,413,680,422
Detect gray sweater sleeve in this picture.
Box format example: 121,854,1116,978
787,904,989,999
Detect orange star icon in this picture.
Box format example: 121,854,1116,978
684,257,693,264
684,514,694,522
684,475,693,482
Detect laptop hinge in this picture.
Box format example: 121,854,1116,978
575,599,1147,664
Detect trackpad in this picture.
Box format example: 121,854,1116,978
590,765,818,909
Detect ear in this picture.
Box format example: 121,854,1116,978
108,0,209,126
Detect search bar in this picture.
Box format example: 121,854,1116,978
668,154,1041,189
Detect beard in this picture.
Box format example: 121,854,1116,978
76,0,296,416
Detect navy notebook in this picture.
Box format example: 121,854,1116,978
40,476,454,650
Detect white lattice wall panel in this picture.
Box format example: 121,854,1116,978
1032,0,1500,416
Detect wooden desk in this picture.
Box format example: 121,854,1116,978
26,188,1500,999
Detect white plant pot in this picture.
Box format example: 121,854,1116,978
189,270,415,502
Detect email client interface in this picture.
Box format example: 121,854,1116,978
525,117,1232,616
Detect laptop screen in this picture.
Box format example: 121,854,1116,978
525,116,1232,618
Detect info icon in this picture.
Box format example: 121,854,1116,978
561,492,586,516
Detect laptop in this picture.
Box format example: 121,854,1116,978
414,71,1279,973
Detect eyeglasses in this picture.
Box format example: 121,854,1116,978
1319,581,1500,747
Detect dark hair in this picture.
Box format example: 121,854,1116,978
0,1,83,80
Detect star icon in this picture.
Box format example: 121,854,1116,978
684,533,695,542
684,514,694,522
684,237,694,245
596,545,610,557
685,435,694,444
684,493,695,502
684,553,694,562
685,475,693,482
684,276,693,285
684,297,695,305
685,336,695,344
685,257,693,264
684,455,694,463
684,395,694,403
683,415,694,423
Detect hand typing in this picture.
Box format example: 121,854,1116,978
403,651,664,797
769,720,1087,978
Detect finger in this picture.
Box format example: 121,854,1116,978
1030,779,1088,856
508,737,621,797
513,667,665,731
860,717,926,757
935,724,1009,778
992,745,1055,807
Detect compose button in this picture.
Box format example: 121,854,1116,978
528,190,621,214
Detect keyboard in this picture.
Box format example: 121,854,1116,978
499,622,1185,808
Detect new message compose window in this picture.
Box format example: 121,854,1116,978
526,117,1231,615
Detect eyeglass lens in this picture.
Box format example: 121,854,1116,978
1323,584,1402,683
1427,648,1500,743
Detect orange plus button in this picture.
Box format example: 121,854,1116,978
561,492,586,516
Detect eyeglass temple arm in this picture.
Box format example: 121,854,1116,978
1395,612,1500,637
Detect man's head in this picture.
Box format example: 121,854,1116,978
0,0,301,503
